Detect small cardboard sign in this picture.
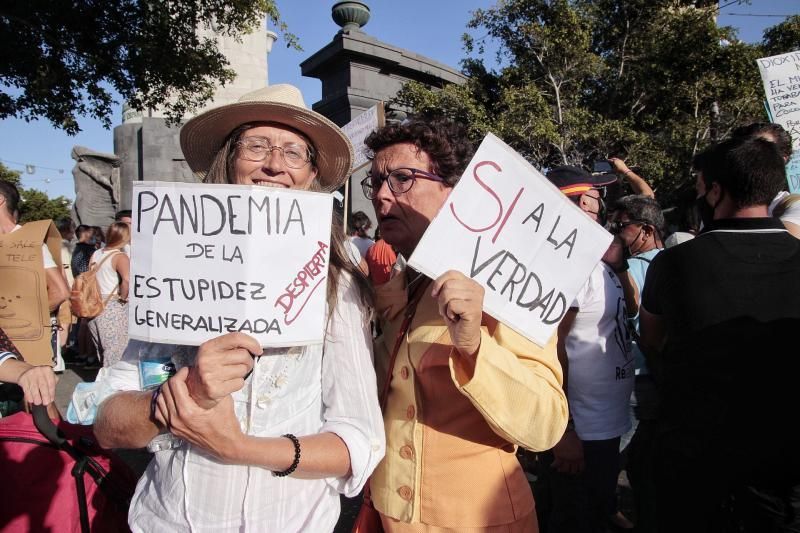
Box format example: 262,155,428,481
757,49,800,193
0,220,61,366
409,133,613,347
129,181,334,347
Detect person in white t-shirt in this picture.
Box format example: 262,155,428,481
536,166,635,533
347,210,375,259
0,182,70,372
0,182,69,313
115,210,132,256
87,222,130,368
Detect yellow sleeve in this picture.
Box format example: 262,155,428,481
448,323,568,451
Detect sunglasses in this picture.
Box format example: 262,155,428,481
607,219,648,234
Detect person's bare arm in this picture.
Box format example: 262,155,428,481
552,308,584,474
610,158,654,198
556,308,577,393
94,390,160,449
45,266,69,312
0,358,57,405
113,253,130,300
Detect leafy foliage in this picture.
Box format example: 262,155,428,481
394,0,798,204
0,163,72,223
18,189,72,224
0,1,296,134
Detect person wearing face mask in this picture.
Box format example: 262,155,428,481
534,166,635,533
70,225,97,278
605,195,664,533
639,136,800,531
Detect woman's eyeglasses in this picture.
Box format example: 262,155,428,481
236,137,312,169
361,167,446,200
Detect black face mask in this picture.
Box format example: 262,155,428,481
695,194,715,230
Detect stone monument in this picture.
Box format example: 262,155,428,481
301,1,467,224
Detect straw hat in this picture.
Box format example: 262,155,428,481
180,84,354,192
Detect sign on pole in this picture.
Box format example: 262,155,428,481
757,50,800,193
408,133,613,347
129,181,333,347
342,103,385,172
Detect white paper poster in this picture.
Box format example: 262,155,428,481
129,181,333,347
757,50,800,192
409,133,613,347
341,104,384,171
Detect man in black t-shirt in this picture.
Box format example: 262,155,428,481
639,136,800,531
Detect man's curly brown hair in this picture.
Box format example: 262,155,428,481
364,117,475,186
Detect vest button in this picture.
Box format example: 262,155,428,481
406,405,415,420
398,485,413,501
399,445,414,460
400,366,409,380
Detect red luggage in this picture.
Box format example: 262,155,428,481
0,406,137,533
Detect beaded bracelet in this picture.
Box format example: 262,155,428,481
273,433,301,477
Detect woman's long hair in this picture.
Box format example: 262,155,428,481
202,123,372,315
105,222,130,250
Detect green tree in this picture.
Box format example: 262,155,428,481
0,162,72,223
18,189,72,224
0,162,21,187
0,1,296,134
395,0,794,203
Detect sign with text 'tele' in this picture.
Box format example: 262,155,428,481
409,133,613,347
130,181,333,347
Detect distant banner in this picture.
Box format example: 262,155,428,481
129,182,333,347
757,49,800,193
409,133,612,347
342,103,385,171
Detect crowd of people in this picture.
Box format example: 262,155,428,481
1,82,799,533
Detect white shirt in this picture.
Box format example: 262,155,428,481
345,239,362,268
99,273,385,532
348,235,374,259
90,248,122,296
566,262,634,441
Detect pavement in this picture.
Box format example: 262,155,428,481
54,365,95,416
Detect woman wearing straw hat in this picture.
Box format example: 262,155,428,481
92,84,385,532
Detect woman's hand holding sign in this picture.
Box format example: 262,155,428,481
186,332,263,409
157,366,244,461
431,271,484,370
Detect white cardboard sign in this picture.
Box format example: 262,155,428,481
757,50,800,193
408,133,613,347
129,181,333,347
341,104,384,171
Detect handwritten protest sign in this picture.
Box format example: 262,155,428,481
341,104,384,171
757,50,800,192
129,181,333,347
408,133,613,347
0,220,62,366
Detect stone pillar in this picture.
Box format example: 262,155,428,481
302,1,467,227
